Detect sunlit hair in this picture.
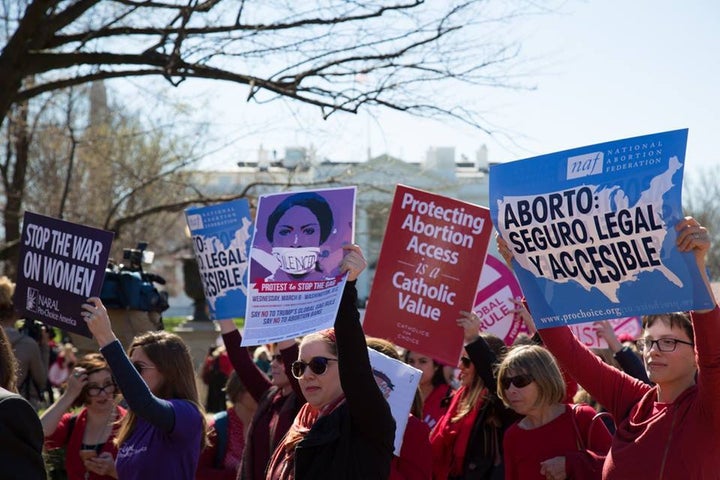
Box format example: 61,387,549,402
0,326,17,391
367,337,423,418
300,328,337,356
497,345,565,409
0,276,15,321
642,312,694,345
115,331,207,449
74,353,114,407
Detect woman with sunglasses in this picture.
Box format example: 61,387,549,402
498,345,611,480
430,325,518,480
265,244,396,479
81,301,207,480
41,353,127,479
498,217,720,479
215,319,304,479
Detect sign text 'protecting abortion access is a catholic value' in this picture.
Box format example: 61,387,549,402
490,129,713,327
364,185,491,366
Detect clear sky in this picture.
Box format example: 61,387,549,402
127,0,719,178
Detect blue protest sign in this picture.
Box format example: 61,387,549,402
490,129,713,327
185,199,253,320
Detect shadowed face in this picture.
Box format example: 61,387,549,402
130,347,163,395
406,351,435,386
296,339,342,409
84,369,116,413
458,349,476,388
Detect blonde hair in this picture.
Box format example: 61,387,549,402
0,276,15,320
115,331,207,449
497,345,565,408
452,374,486,423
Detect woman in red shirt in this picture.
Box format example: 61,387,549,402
41,353,126,480
403,350,453,430
499,345,611,480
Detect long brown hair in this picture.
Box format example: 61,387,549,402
0,326,17,391
114,331,207,449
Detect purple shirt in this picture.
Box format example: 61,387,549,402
116,399,202,480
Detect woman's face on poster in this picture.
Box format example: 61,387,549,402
272,206,322,248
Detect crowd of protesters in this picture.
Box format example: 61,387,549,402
0,212,718,480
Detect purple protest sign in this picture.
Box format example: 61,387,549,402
14,212,114,338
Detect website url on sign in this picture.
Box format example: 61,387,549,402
539,306,622,325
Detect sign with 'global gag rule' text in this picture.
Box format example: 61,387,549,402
364,185,491,366
490,129,713,328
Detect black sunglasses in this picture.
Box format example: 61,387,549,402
460,356,472,368
501,373,534,390
291,356,338,379
270,354,283,363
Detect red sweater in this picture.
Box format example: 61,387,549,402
422,384,452,430
390,415,432,480
539,307,720,480
503,404,611,480
44,406,126,480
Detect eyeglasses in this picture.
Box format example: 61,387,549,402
636,338,694,353
132,362,157,375
270,354,283,363
500,373,534,390
87,383,117,397
460,356,472,368
291,357,338,379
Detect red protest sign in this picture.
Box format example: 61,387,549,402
364,185,492,366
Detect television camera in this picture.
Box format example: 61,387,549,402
100,242,169,313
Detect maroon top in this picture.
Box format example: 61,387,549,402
221,329,304,480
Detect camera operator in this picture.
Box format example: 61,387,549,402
0,276,50,410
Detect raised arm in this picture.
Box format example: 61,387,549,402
677,217,720,424
593,320,649,384
217,321,272,403
335,246,395,448
83,298,175,432
40,366,85,437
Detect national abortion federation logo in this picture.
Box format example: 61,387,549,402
567,152,603,180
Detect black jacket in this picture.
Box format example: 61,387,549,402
0,387,46,479
454,336,520,480
292,281,396,479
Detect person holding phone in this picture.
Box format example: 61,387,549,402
42,353,126,479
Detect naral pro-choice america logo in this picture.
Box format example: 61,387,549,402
26,287,59,313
